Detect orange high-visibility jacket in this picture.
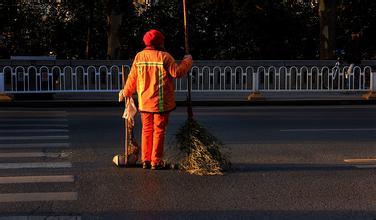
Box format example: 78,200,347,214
123,49,193,113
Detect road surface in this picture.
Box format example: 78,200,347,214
0,105,375,219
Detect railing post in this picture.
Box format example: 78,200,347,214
0,71,12,102
253,71,259,92
0,71,4,92
363,71,376,100
247,69,265,101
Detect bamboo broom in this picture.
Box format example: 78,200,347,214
174,0,231,175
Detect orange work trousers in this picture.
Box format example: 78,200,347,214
141,112,169,166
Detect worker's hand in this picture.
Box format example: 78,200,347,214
183,55,192,60
118,90,125,102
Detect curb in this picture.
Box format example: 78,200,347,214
0,99,375,108
0,94,12,102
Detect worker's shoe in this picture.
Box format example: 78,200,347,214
142,161,151,169
151,163,165,170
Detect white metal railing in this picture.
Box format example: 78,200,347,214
179,65,373,92
1,65,127,93
256,65,372,92
0,64,374,94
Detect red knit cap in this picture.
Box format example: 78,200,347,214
143,29,165,47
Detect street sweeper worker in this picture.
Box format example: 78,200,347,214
121,29,193,170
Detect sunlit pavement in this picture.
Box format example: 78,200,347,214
0,105,376,219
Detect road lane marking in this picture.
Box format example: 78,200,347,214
0,175,74,184
0,129,69,133
0,124,68,128
0,136,69,140
0,192,78,202
280,128,376,132
0,152,69,158
0,143,70,148
344,158,376,163
0,162,72,169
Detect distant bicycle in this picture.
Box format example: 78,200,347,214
333,49,351,91
333,49,346,80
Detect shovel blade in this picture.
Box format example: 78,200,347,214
112,155,127,167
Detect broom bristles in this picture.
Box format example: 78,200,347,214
174,119,231,176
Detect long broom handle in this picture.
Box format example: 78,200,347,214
183,0,193,120
183,0,190,55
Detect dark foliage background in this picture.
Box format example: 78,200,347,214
0,0,374,60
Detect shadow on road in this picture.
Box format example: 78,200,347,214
81,210,376,220
231,163,361,173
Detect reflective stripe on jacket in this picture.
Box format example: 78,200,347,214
123,49,192,113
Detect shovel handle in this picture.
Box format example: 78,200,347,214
121,65,126,86
124,101,129,163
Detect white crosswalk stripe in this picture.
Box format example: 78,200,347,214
0,129,69,133
0,216,81,220
0,192,78,202
0,162,72,169
0,175,74,184
0,124,69,128
0,135,69,140
0,119,68,122
0,110,77,203
0,143,70,148
0,152,70,158
0,110,68,117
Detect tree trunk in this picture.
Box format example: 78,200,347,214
85,27,91,59
85,2,94,59
106,14,122,59
319,0,336,59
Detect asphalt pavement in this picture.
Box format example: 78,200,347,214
0,105,376,219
